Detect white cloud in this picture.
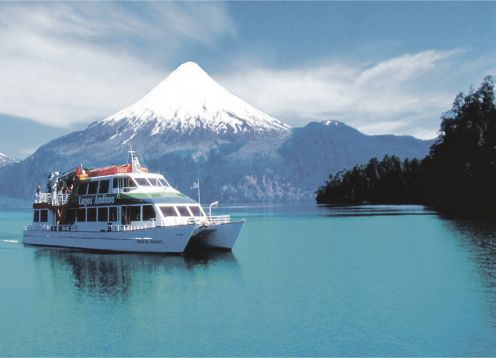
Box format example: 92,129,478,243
0,2,490,141
218,50,464,139
0,2,234,128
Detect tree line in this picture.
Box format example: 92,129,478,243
316,76,496,217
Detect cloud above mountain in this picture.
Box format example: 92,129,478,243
218,50,464,139
0,2,493,141
0,2,234,128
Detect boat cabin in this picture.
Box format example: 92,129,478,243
30,160,207,232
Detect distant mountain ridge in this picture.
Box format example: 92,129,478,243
0,152,18,168
0,62,433,204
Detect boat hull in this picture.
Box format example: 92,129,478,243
189,220,244,251
22,225,196,253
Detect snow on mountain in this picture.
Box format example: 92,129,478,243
0,152,18,168
99,62,290,137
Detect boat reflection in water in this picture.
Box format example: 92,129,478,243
33,248,240,298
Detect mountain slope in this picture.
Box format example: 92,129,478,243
0,152,18,168
278,121,434,196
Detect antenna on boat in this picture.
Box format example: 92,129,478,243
128,145,141,173
192,179,201,204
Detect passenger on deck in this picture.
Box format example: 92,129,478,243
35,185,41,203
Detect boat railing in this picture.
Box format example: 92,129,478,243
25,224,78,232
208,215,231,225
35,192,70,206
109,220,158,232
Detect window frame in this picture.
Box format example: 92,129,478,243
142,205,156,221
135,177,151,186
109,206,118,222
98,207,108,222
87,207,97,222
78,182,88,195
40,209,48,222
158,178,169,187
98,180,109,194
77,208,86,222
176,206,191,217
188,205,202,217
88,181,98,195
160,206,178,217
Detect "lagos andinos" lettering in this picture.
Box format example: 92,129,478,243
78,195,116,206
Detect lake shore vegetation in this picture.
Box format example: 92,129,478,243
316,76,496,217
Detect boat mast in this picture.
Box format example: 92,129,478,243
128,146,141,173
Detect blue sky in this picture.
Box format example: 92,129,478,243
0,2,495,158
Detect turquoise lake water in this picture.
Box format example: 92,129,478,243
1,205,496,356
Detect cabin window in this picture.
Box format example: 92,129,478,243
135,178,150,186
109,207,118,221
143,205,156,220
33,210,40,222
78,182,88,195
87,208,96,222
98,180,109,194
98,207,108,222
158,178,169,187
88,181,98,195
189,206,201,217
40,209,48,222
66,209,76,224
125,177,136,188
160,206,177,217
77,208,86,222
176,206,191,217
128,206,141,221
148,178,159,186
112,178,119,190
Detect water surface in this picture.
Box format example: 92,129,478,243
1,205,496,356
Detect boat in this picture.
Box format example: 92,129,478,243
22,150,244,253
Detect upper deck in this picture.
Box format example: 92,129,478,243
34,150,190,207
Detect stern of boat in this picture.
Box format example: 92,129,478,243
188,217,244,251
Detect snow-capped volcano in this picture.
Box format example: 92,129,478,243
101,62,290,136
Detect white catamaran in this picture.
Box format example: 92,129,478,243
22,151,244,253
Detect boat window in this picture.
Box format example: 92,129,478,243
160,206,177,217
77,208,86,222
125,177,136,188
88,181,98,195
148,178,160,186
143,205,156,220
128,206,141,221
98,207,108,222
40,210,48,222
33,210,40,222
66,209,76,224
188,206,201,217
135,178,150,186
87,208,96,222
176,206,191,217
158,178,169,187
113,178,119,190
98,180,109,194
109,207,118,221
78,182,88,195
